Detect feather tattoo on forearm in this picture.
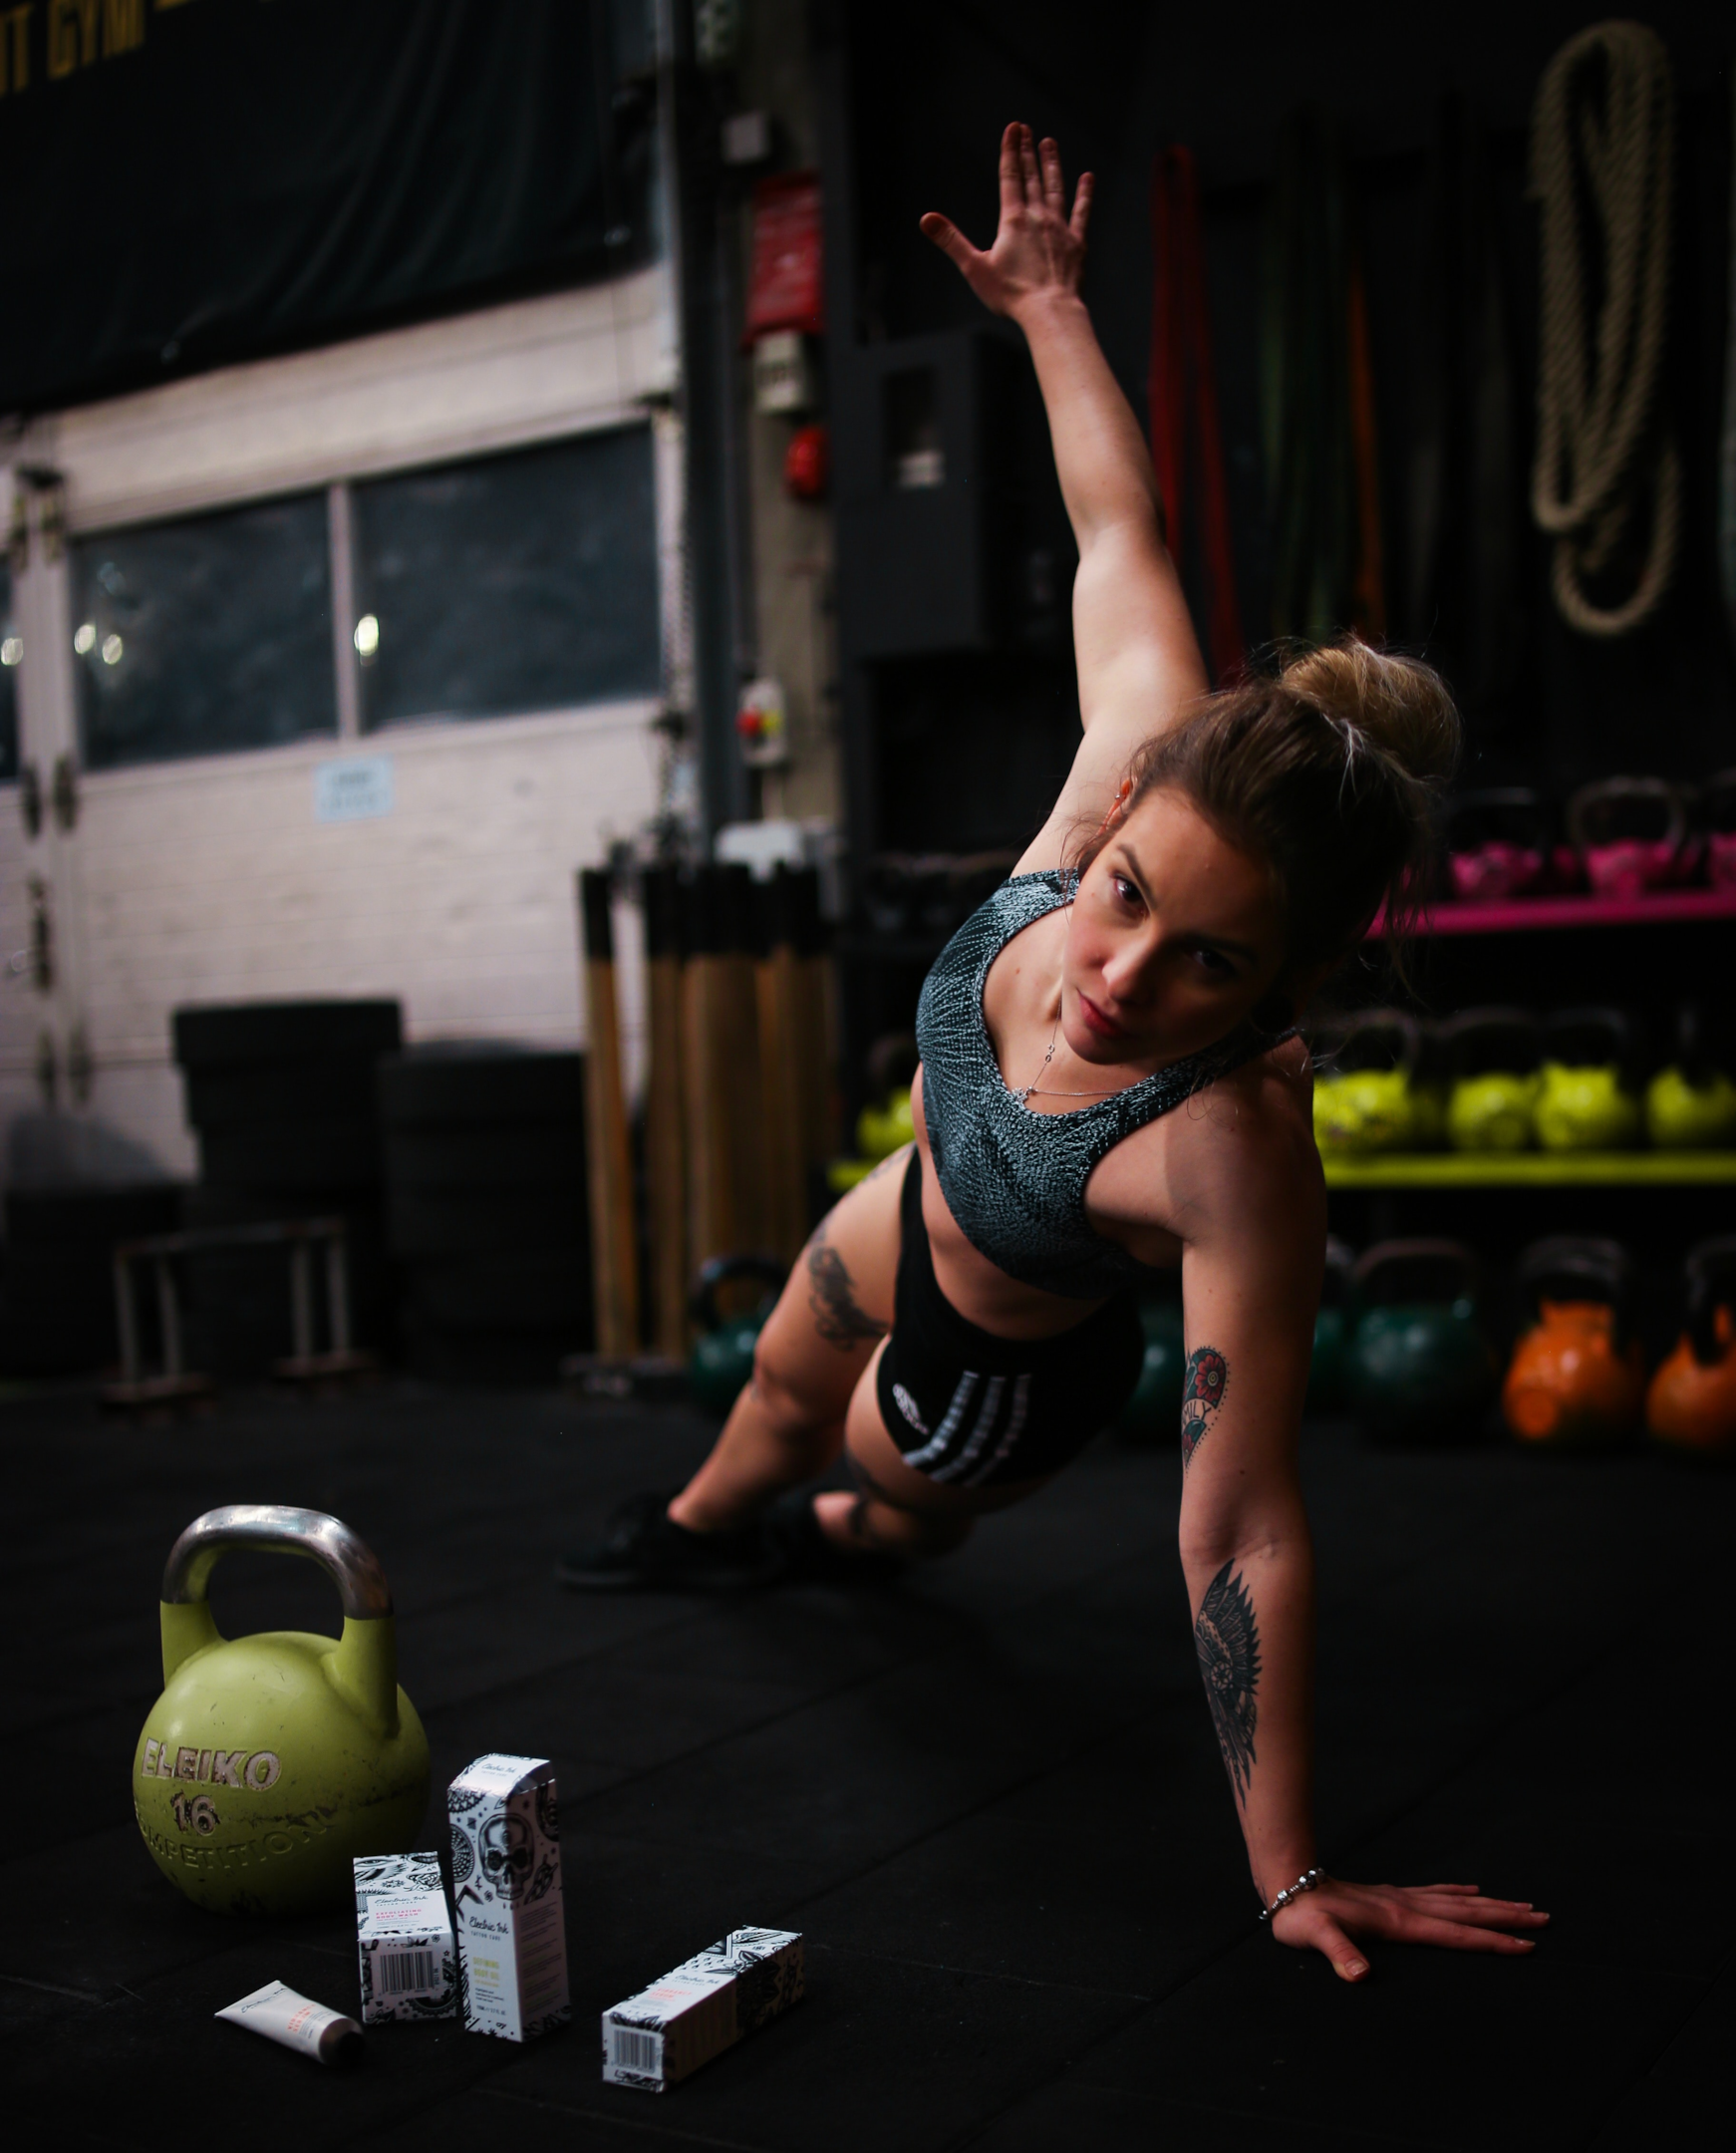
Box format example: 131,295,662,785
1194,1560,1260,1802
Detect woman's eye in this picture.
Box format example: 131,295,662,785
1192,947,1235,979
1112,875,1139,908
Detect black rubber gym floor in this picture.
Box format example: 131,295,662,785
6,1379,1728,2149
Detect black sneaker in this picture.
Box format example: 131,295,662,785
555,1490,777,1592
763,1489,906,1586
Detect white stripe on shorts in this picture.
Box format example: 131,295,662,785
899,1370,980,1471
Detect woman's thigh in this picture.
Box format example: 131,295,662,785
751,1145,910,1425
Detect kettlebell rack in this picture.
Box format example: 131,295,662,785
105,1216,374,1411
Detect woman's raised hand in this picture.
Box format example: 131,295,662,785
921,123,1092,321
1272,1877,1550,1983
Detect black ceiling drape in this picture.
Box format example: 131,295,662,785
0,0,636,414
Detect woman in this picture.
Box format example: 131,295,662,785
564,125,1546,1982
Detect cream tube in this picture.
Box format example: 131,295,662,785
215,1980,363,2067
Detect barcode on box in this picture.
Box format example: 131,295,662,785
379,1949,439,1996
610,2025,662,2075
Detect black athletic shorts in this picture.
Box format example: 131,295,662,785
875,1152,1144,1489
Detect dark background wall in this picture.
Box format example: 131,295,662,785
833,0,1735,842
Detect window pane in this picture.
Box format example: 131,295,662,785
354,427,661,729
74,495,336,772
0,562,18,783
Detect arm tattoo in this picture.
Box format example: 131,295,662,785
1180,1346,1228,1468
805,1229,888,1350
1194,1560,1261,1804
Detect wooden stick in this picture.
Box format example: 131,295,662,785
757,870,809,1260
718,864,769,1257
642,866,689,1359
579,869,640,1359
681,867,732,1269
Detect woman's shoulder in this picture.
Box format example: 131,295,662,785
1171,1036,1322,1226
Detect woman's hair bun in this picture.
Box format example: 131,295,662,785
1280,639,1460,790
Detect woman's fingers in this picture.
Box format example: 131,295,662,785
1018,124,1042,203
1070,170,1094,241
1390,1910,1538,1953
999,123,1026,217
1039,136,1065,210
920,212,980,272
1309,1914,1371,1983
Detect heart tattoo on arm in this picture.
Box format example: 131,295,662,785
1180,1346,1228,1468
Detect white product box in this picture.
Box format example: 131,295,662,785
352,1852,457,2023
602,1928,804,2091
447,1754,570,2041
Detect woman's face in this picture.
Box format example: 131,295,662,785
1059,784,1289,1067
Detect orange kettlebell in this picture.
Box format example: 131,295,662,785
1503,1237,1644,1449
1645,1237,1736,1457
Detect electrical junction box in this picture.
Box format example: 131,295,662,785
736,678,790,768
753,330,816,415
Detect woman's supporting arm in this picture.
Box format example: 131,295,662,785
922,125,1207,766
1177,1116,1549,1979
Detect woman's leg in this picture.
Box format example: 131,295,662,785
668,1147,909,1532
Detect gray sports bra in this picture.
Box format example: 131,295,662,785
915,869,1284,1300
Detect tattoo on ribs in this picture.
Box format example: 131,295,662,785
806,1233,888,1350
1180,1346,1229,1468
1194,1560,1261,1803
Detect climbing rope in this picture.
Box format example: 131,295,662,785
1529,21,1678,639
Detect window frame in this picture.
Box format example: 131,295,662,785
7,265,686,794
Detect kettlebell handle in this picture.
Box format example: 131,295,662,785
162,1505,393,1619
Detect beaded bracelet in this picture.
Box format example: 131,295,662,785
1259,1866,1325,1922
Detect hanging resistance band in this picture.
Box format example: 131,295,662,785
1149,146,1245,682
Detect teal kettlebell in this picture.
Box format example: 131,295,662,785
1346,1240,1496,1445
1443,1009,1543,1153
1115,1297,1186,1444
688,1254,787,1416
1306,1239,1356,1411
1534,1009,1640,1152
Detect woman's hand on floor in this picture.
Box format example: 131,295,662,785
921,122,1090,321
1272,1879,1550,1982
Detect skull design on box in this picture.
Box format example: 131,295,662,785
479,1811,535,1902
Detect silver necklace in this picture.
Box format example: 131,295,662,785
1016,1004,1124,1102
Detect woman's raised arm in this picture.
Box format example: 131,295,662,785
922,124,1207,768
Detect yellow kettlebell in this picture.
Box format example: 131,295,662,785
1443,1008,1542,1153
1311,1011,1423,1155
134,1506,430,1916
1533,1009,1640,1152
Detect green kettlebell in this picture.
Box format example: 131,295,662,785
1443,1009,1542,1153
1534,1010,1639,1152
689,1253,787,1416
1115,1297,1186,1443
1311,1012,1421,1154
1345,1241,1496,1445
1305,1239,1356,1411
134,1506,430,1917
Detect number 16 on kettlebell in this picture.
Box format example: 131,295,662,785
134,1506,431,1915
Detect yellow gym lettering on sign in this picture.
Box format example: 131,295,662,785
0,0,187,96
